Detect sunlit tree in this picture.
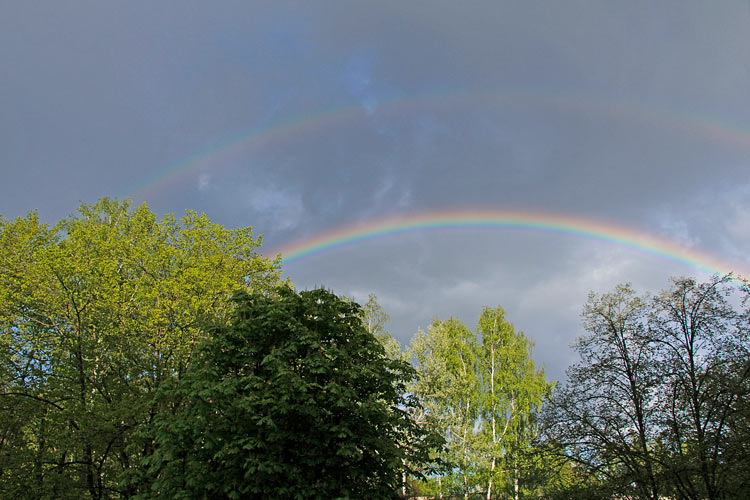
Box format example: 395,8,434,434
476,306,551,500
410,309,550,500
0,199,281,499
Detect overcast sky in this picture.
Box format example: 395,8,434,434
2,1,750,381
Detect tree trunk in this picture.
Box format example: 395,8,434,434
486,456,495,500
487,318,497,500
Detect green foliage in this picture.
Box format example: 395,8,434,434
411,318,480,496
475,306,553,499
0,199,281,499
138,287,439,500
359,293,404,361
409,309,550,499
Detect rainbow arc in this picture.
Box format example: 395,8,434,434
125,90,750,200
270,210,748,282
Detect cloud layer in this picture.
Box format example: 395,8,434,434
2,1,749,380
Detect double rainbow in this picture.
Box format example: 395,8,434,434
120,89,750,282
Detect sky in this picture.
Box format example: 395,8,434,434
2,1,750,381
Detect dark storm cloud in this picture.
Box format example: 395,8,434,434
2,1,749,380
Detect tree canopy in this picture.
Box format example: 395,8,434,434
0,199,281,499
3,199,748,499
410,307,551,499
542,276,750,500
138,287,439,500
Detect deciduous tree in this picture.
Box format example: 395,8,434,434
543,284,661,500
410,309,550,500
542,276,750,500
476,306,551,500
649,276,749,500
137,287,437,500
358,293,403,360
410,318,481,498
0,199,281,499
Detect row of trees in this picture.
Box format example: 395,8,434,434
360,271,750,499
0,199,442,499
401,276,750,500
2,198,748,499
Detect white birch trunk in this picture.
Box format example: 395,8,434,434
486,456,495,500
486,316,498,500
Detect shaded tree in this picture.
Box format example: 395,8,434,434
649,276,749,500
543,276,750,500
542,284,661,500
137,287,438,500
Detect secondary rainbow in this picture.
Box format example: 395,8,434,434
125,90,750,201
271,210,748,281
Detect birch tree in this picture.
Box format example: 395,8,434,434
410,309,550,499
359,293,403,360
476,306,551,500
410,318,481,499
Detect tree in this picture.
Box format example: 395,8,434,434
542,284,661,500
476,306,551,500
411,318,481,499
0,199,281,499
649,276,749,500
355,292,430,497
137,287,437,500
410,309,550,500
340,292,403,360
359,293,403,361
542,276,750,500
721,288,750,496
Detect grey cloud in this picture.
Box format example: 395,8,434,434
2,1,749,381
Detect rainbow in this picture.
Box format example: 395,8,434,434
124,90,750,200
270,210,749,281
